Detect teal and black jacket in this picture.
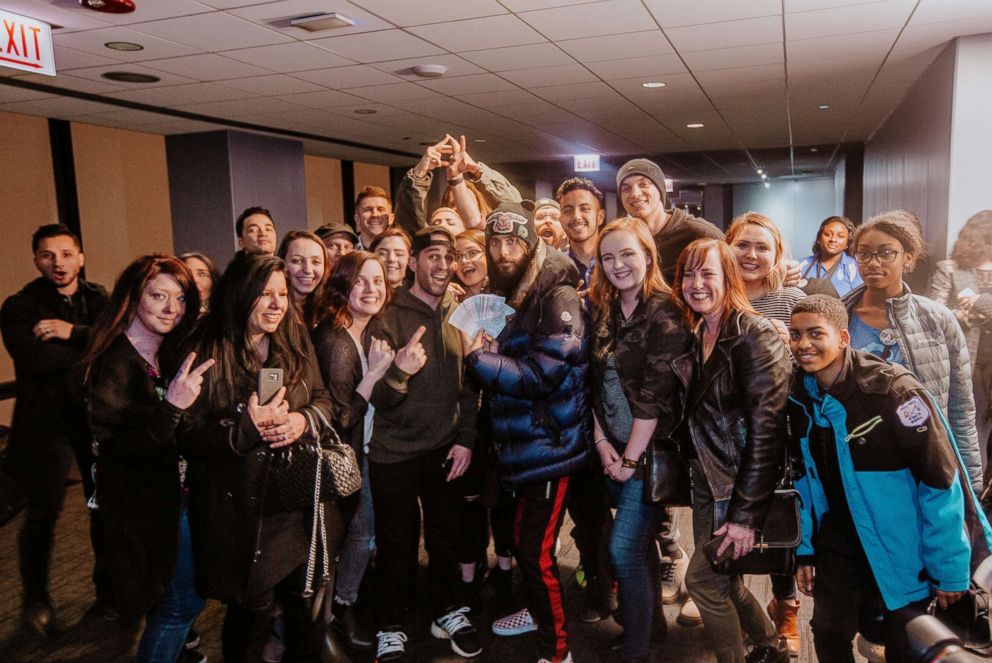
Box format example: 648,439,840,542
788,348,992,610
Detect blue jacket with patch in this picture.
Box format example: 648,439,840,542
788,348,992,610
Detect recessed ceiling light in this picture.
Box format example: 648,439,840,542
641,82,667,89
685,123,704,129
763,182,771,189
354,109,377,115
105,41,143,51
101,71,160,83
473,138,487,143
818,104,830,110
290,12,356,31
810,147,819,152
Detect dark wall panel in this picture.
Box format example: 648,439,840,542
167,131,234,266
228,131,307,237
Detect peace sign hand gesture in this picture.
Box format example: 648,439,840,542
165,352,215,410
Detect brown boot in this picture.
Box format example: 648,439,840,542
766,597,800,657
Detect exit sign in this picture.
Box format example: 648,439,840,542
573,154,600,172
0,9,56,76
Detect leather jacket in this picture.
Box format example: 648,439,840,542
672,311,791,531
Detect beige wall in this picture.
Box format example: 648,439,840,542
72,122,174,289
0,112,60,425
352,161,392,203
303,155,344,231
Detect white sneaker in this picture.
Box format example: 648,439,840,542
431,607,482,658
537,652,573,663
856,633,886,663
492,608,538,636
661,547,688,604
375,629,408,661
677,597,703,627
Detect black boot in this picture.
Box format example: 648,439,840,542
316,623,354,663
331,600,374,650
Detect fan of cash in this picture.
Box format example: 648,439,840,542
448,294,515,339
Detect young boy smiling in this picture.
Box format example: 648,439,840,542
786,295,992,663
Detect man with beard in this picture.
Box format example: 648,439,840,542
461,203,591,663
369,225,483,661
235,205,277,256
354,185,394,250
1,224,110,634
534,198,566,251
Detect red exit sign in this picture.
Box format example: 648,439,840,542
0,9,56,76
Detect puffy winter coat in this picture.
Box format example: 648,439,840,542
465,241,591,487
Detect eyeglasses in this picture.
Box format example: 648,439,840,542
855,248,903,264
455,249,483,262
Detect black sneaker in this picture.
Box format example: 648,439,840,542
376,629,407,662
431,607,482,658
185,627,201,650
334,602,375,650
746,637,790,663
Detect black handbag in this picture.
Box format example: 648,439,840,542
269,407,361,513
707,487,802,576
643,439,691,506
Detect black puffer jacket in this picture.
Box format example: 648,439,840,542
672,311,791,531
465,242,591,487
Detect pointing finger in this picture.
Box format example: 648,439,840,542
405,325,427,349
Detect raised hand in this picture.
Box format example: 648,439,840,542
413,137,455,178
165,352,215,410
446,134,479,179
394,325,427,375
367,337,395,376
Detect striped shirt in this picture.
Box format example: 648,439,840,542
750,286,807,324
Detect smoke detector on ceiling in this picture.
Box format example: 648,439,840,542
290,12,356,31
412,64,447,78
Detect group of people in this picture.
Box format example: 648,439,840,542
3,133,992,663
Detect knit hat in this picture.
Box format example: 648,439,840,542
616,158,667,205
315,221,358,244
411,225,456,255
533,197,559,212
485,202,537,251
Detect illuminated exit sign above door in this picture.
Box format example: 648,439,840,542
573,154,600,172
0,9,56,76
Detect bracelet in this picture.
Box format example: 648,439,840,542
594,437,610,446
447,176,464,186
621,456,638,470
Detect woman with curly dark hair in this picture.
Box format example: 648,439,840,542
929,210,992,485
798,216,862,297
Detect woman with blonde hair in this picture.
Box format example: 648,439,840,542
587,217,692,662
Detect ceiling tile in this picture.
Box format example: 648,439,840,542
227,1,394,39
557,30,674,62
218,74,326,95
0,0,112,33
221,42,355,73
279,89,368,108
61,63,201,87
894,15,992,53
417,73,518,95
82,107,173,126
499,64,598,87
584,54,687,80
53,46,122,71
347,0,506,26
666,16,783,53
10,72,125,95
54,27,202,61
644,0,781,28
459,43,575,71
2,95,115,118
408,15,545,52
784,0,895,12
785,0,915,40
787,29,898,61
531,81,618,102
368,54,485,79
292,64,404,88
695,63,784,88
310,29,444,63
911,0,992,25
345,82,443,102
104,82,254,106
143,54,273,81
518,0,656,41
76,0,215,26
0,83,55,103
129,12,293,51
681,42,783,71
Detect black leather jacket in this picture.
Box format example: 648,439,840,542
672,311,791,531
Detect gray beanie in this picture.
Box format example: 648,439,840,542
616,158,667,205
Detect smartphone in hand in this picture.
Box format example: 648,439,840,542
702,533,734,565
257,368,284,405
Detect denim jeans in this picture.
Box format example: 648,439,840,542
136,508,205,663
334,457,375,604
607,474,664,659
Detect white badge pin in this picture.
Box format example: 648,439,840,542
879,328,897,346
896,395,930,427
561,311,572,322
